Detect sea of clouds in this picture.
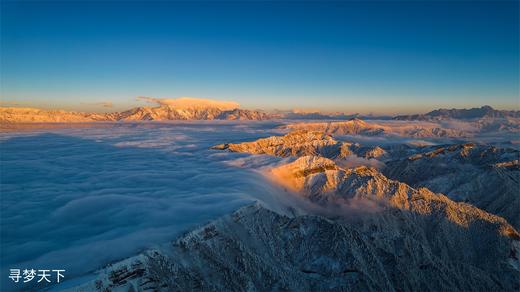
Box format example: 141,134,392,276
0,121,302,290
1,120,517,290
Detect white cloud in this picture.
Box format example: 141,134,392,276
0,122,287,287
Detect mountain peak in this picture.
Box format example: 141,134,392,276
137,96,240,111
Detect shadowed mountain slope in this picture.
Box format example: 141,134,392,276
69,200,519,291
384,143,520,228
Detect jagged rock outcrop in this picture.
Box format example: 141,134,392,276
384,143,520,229
211,131,397,161
68,202,519,291
212,130,354,159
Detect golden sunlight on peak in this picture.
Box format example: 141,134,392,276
137,96,240,110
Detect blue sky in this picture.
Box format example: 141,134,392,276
1,1,519,114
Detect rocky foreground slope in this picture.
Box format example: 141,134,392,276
384,143,520,229
70,177,519,291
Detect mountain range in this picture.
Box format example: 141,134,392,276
213,130,520,228
281,119,470,138
395,105,520,120
0,105,272,123
1,103,518,124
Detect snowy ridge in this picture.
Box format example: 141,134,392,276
67,200,519,291
211,130,385,160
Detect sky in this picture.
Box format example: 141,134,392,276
1,0,519,114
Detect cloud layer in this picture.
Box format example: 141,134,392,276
0,122,288,290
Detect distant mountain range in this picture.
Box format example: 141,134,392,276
1,103,519,123
0,105,272,123
117,105,271,121
281,119,470,138
395,105,520,120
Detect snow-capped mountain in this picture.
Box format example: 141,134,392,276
0,105,272,122
116,105,272,121
212,130,351,158
211,130,385,160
